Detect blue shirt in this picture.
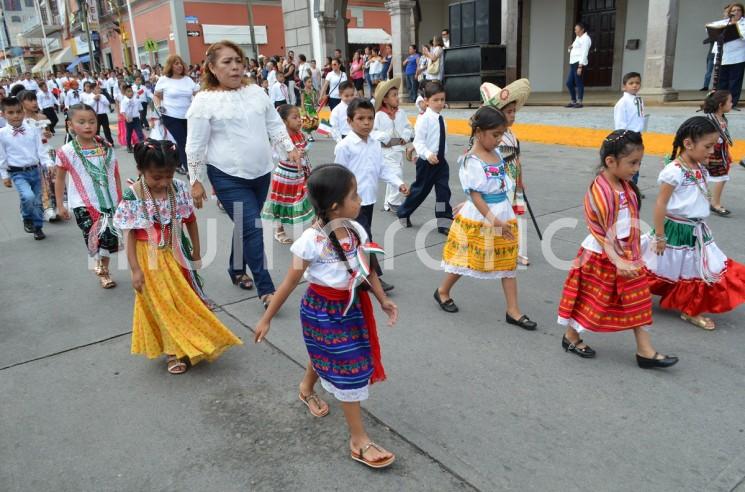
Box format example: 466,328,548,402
405,54,420,75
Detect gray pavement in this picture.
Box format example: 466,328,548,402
1,121,744,491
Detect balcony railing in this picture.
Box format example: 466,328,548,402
20,11,63,38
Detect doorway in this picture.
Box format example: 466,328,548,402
577,0,615,87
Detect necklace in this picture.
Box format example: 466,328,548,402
676,155,711,200
140,179,177,249
72,137,115,212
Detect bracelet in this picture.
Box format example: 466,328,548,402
655,235,667,241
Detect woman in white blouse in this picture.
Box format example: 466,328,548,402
153,55,199,174
423,36,445,81
319,58,348,110
187,40,300,308
565,22,592,108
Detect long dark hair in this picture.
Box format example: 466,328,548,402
670,116,719,159
307,164,360,276
133,138,179,173
468,105,507,150
701,90,731,114
599,129,644,208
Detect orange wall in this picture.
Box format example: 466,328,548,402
363,10,391,31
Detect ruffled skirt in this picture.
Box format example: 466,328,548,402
261,161,314,225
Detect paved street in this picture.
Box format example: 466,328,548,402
1,122,744,492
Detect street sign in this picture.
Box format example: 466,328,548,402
185,16,199,24
187,31,201,37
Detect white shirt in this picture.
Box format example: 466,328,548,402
154,76,199,119
614,92,645,133
186,85,294,185
372,108,413,154
267,69,277,86
324,70,348,98
414,107,447,161
297,62,312,82
120,95,141,120
80,91,96,106
90,94,111,114
105,77,117,94
45,79,59,91
36,90,57,110
64,89,82,108
569,32,592,66
0,123,53,179
22,79,40,91
710,18,745,65
290,221,369,289
141,67,151,82
443,38,450,48
269,80,289,103
310,68,322,91
330,101,351,142
131,83,151,104
425,47,444,81
334,132,404,206
658,161,711,219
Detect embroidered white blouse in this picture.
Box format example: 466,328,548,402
658,161,711,219
185,84,294,185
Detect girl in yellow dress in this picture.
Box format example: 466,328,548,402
114,138,242,374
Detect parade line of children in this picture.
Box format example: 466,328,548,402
3,73,745,470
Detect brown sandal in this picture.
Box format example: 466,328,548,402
298,392,329,417
350,442,395,469
96,266,117,289
167,357,189,374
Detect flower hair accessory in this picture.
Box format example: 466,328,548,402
605,130,630,143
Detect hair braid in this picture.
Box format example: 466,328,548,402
670,116,718,159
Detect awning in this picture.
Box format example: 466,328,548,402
51,46,74,65
66,54,90,72
202,24,268,45
347,28,391,45
31,55,50,73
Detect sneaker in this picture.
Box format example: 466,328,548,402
33,228,46,240
23,219,34,233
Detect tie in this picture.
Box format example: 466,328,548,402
634,96,644,117
437,115,446,162
12,127,25,136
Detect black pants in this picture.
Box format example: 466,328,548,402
162,115,188,171
274,99,287,108
328,97,341,110
397,158,453,227
96,113,114,145
42,107,58,134
126,118,145,148
355,204,383,276
139,102,149,129
719,61,745,105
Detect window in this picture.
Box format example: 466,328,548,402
24,0,33,7
3,0,22,11
11,15,22,23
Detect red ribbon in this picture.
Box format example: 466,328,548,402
309,283,386,384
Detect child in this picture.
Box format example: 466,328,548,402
131,75,151,129
79,81,95,107
261,78,269,95
335,98,409,292
91,84,114,146
559,130,678,368
254,164,397,469
300,76,319,140
435,106,537,329
262,104,314,244
269,71,289,108
481,79,532,266
36,81,59,135
55,103,123,289
643,116,745,330
371,78,413,213
0,96,53,240
701,90,734,216
397,80,453,234
330,81,355,142
613,72,645,185
64,80,81,110
113,139,242,374
120,85,145,152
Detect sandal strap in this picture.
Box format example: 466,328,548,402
361,442,383,456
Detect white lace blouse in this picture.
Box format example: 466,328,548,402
185,84,294,185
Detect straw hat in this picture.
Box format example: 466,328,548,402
480,78,531,111
373,77,402,112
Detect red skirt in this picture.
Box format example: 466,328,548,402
558,248,653,333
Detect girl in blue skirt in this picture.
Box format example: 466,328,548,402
255,164,399,469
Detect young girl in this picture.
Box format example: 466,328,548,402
558,130,678,368
255,164,397,469
113,139,242,374
300,76,319,141
435,106,537,330
643,116,745,330
261,104,314,244
701,90,733,216
55,104,123,288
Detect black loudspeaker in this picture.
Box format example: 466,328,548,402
449,0,501,48
442,45,507,103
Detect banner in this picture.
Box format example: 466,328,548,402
86,0,100,30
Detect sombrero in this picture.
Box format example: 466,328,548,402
480,78,531,111
373,77,402,112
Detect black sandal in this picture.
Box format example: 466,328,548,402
433,289,458,313
561,335,596,358
710,205,731,216
229,272,254,290
505,313,537,330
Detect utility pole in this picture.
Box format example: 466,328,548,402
125,0,139,68
0,13,8,75
108,0,131,68
33,0,52,74
77,0,97,72
247,0,257,59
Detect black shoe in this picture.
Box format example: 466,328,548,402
700,87,709,91
380,279,395,292
437,227,450,235
127,146,133,153
433,288,458,313
399,217,412,228
636,352,679,369
574,103,584,108
23,219,34,233
506,313,537,330
33,228,46,240
740,159,745,169
564,102,576,108
562,335,596,358
640,193,646,199
734,107,741,111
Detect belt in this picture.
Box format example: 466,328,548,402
8,165,39,173
467,192,507,204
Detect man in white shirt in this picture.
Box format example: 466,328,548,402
21,73,40,92
441,29,450,49
266,61,277,86
566,22,592,108
269,71,289,108
712,3,745,107
329,81,356,142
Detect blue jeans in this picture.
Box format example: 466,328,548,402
10,167,43,228
703,51,715,89
405,73,418,102
207,165,275,297
125,117,144,147
162,115,188,170
566,62,585,102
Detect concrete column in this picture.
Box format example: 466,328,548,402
316,15,338,58
282,0,313,57
169,0,189,62
638,0,679,102
385,0,416,92
501,0,518,83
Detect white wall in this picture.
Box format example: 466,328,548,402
672,0,715,90
620,0,648,79
527,0,567,91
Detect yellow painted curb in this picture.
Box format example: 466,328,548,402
318,110,744,159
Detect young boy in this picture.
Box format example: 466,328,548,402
371,78,413,213
91,84,114,145
330,81,356,142
80,81,95,107
613,72,645,185
334,98,410,291
119,85,145,152
131,75,151,129
269,71,289,108
396,80,453,234
0,97,53,239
